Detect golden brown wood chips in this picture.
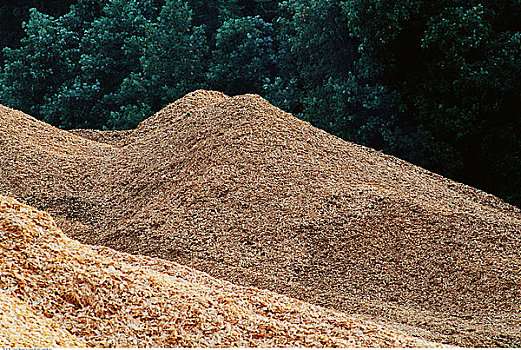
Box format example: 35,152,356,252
0,195,434,347
0,90,520,346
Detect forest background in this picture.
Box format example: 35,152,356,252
1,0,520,207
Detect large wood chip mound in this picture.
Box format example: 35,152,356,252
0,290,85,347
1,90,520,346
0,195,433,347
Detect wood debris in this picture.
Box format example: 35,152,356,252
0,290,85,347
0,195,434,347
0,90,520,346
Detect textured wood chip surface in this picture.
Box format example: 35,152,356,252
0,90,520,346
0,195,434,347
0,289,85,347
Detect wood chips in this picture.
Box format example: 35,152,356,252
0,289,84,347
0,90,520,346
0,195,433,347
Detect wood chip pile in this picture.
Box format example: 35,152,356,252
0,290,85,347
0,195,433,347
1,90,520,346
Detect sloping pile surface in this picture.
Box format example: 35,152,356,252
1,90,520,346
0,195,432,347
0,290,84,347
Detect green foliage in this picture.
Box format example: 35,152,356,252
106,0,207,129
266,0,416,155
75,0,154,128
0,0,206,129
208,16,276,95
141,0,207,106
344,0,521,204
0,9,80,126
0,0,76,63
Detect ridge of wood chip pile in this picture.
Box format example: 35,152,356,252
0,195,435,347
1,90,520,346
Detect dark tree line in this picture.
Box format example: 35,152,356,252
1,0,520,207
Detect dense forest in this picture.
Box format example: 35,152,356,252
1,0,520,207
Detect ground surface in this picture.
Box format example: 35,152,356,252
1,90,520,346
0,195,433,347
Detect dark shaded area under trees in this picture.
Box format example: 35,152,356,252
0,0,520,207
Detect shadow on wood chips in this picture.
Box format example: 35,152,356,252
0,90,520,347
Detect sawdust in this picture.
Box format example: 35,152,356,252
0,195,434,347
1,90,520,346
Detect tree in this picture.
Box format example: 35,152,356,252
208,16,277,95
0,0,76,64
266,0,418,155
344,0,521,205
108,0,208,129
0,0,208,130
0,8,80,126
1,0,520,205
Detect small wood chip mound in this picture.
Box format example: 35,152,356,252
0,195,434,347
